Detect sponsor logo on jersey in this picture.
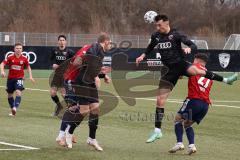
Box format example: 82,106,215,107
147,60,162,67
219,53,230,68
56,56,67,61
11,65,21,70
157,42,172,49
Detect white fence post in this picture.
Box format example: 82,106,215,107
13,32,16,45
23,32,26,46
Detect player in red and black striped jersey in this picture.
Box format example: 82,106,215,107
56,33,111,150
169,53,213,155
63,45,91,82
50,35,75,116
0,43,35,116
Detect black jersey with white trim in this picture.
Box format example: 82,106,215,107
50,47,75,65
145,29,197,65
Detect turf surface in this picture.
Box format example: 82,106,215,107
0,70,239,160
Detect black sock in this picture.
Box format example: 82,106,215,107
68,122,81,134
68,113,84,134
155,108,164,129
60,120,68,131
51,95,60,104
205,71,223,82
88,113,99,139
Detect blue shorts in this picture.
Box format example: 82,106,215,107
178,98,209,124
64,80,99,106
6,78,25,94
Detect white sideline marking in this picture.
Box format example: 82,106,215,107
0,86,240,108
0,148,35,151
0,141,39,151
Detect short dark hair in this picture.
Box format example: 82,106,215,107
58,35,66,41
154,14,169,22
97,32,110,43
194,53,209,63
14,42,23,47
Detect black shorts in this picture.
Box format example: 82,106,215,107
50,75,64,88
159,60,191,90
6,78,25,93
71,81,99,105
178,98,209,124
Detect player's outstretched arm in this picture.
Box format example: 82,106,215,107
27,65,35,83
0,62,6,78
136,34,157,66
179,32,197,54
136,53,146,65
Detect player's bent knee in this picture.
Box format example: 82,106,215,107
174,114,182,123
8,93,14,98
80,105,90,116
89,103,100,114
50,88,57,96
157,96,167,106
60,88,66,97
157,89,170,106
15,90,22,96
183,120,194,128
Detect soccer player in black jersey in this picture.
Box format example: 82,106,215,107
56,33,111,150
136,14,238,143
50,35,75,116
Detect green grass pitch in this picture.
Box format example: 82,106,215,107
0,70,239,160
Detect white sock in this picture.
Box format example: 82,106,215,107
66,133,73,142
65,125,71,133
66,133,73,148
58,131,65,138
154,128,161,133
189,144,195,147
88,137,95,141
223,78,228,83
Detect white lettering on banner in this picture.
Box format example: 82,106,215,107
5,51,37,64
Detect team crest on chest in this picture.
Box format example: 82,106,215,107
20,60,23,64
168,35,174,40
63,52,67,56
